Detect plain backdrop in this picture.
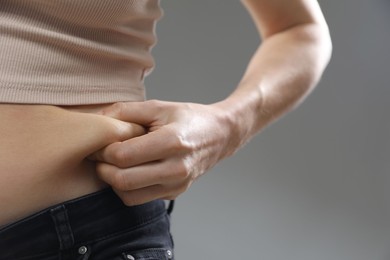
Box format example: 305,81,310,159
145,1,390,259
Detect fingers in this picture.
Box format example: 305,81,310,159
97,160,191,206
115,122,146,143
92,100,197,206
87,121,146,161
102,116,146,142
113,185,176,206
96,157,190,191
100,100,167,125
91,127,190,168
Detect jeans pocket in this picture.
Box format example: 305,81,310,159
122,248,173,260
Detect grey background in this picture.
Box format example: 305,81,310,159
145,1,390,259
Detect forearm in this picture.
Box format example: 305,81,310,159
89,0,333,204
215,22,332,150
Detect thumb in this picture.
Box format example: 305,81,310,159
100,100,163,125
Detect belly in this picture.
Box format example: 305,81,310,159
0,103,142,226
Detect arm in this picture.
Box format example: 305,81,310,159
92,0,332,205
218,0,332,149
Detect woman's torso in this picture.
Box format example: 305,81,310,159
0,0,162,226
0,103,143,226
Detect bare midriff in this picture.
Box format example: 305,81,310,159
0,103,141,227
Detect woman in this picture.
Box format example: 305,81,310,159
0,0,332,259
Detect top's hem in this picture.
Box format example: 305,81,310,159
0,82,146,105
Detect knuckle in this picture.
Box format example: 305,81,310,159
111,122,143,142
169,132,192,153
171,159,191,180
173,182,190,197
110,145,128,167
145,99,163,108
130,123,146,137
112,171,127,191
95,162,108,174
145,99,171,113
96,164,129,191
145,99,159,106
100,102,123,117
111,102,125,116
96,163,116,178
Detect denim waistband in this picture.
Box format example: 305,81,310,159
0,188,167,259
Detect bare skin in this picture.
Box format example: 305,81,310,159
0,0,331,226
91,0,332,206
0,104,144,226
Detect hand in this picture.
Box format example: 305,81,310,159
90,100,240,206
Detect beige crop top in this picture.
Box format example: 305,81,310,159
0,0,163,105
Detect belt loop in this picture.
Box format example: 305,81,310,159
167,200,175,216
50,205,75,250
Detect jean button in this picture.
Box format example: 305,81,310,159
78,246,88,255
125,254,135,260
167,249,173,259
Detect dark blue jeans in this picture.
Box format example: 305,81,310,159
0,188,174,260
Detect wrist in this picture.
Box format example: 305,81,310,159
211,89,262,154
